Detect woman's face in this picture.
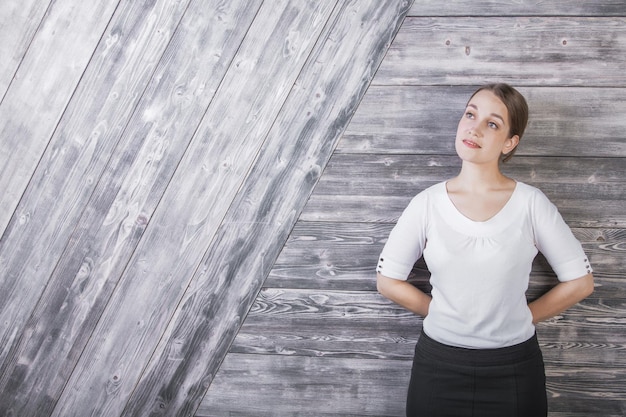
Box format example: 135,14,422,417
455,90,519,165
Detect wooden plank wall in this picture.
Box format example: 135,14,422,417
0,0,411,416
202,1,626,416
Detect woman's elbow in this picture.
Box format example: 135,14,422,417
376,273,386,295
571,273,594,301
376,273,393,297
581,273,595,298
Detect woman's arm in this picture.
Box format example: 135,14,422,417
377,273,432,317
528,273,594,324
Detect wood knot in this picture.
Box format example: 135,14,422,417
465,46,471,56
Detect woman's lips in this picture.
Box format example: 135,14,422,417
463,139,481,148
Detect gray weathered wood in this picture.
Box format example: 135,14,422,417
0,3,194,413
545,367,626,416
44,1,282,416
0,0,50,97
199,353,410,417
408,0,626,16
374,17,626,87
300,154,626,227
49,1,347,416
128,2,412,415
232,288,421,360
229,288,625,361
337,86,626,157
1,0,264,415
226,287,624,415
197,351,625,416
264,221,624,292
238,6,626,413
0,0,623,416
0,0,120,238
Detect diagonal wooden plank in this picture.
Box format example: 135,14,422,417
0,1,264,416
0,0,120,238
48,1,338,416
125,1,412,415
0,4,193,410
0,0,51,98
374,17,626,87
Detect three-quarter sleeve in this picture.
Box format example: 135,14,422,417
377,191,429,280
531,189,592,281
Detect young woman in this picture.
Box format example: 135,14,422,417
376,83,594,417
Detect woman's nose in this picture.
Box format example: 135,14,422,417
468,125,479,136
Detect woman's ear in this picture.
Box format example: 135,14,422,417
503,135,520,154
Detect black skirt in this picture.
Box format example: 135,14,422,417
406,330,547,417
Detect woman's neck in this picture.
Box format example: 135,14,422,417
450,161,513,192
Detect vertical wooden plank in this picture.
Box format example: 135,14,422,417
0,0,193,414
0,0,51,97
0,0,120,238
128,1,412,415
47,1,337,416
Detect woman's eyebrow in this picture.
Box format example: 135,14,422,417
467,103,506,124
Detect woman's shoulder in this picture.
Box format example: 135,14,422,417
514,181,558,213
420,181,447,196
410,181,446,202
403,182,446,213
515,181,550,199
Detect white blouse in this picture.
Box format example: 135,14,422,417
377,181,592,348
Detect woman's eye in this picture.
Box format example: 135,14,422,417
488,121,498,129
465,111,474,119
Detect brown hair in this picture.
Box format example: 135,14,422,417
469,83,529,163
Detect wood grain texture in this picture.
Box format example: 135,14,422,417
0,2,193,413
229,288,625,362
198,353,410,417
300,154,626,227
231,288,421,360
131,2,412,415
408,0,626,16
337,86,626,157
203,3,624,416
264,221,625,292
545,366,626,415
374,17,626,87
0,0,50,97
198,352,626,416
0,0,622,415
45,1,280,415
119,1,341,414
226,287,624,415
0,0,120,238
